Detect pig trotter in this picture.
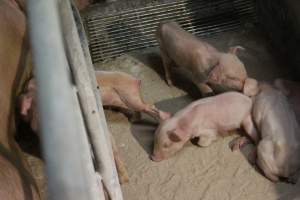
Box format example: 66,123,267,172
143,104,170,121
230,136,251,151
197,133,218,147
196,82,214,97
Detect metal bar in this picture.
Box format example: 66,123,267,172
88,17,241,49
26,0,101,200
60,1,123,200
85,0,256,61
86,0,240,28
89,20,241,53
86,0,247,19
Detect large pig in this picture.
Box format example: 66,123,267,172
250,84,300,183
0,0,40,199
156,21,251,97
151,92,258,161
96,71,170,121
274,78,300,122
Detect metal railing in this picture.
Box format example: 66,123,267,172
26,0,123,199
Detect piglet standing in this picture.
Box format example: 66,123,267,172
249,84,300,183
156,21,250,96
151,92,258,161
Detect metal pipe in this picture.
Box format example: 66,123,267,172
27,0,102,199
59,1,123,200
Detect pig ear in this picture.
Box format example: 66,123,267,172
228,46,245,55
167,130,182,142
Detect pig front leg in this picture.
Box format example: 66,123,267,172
231,114,259,151
242,114,259,144
160,48,173,86
192,72,214,97
195,81,214,97
116,82,171,121
140,104,171,122
196,130,218,147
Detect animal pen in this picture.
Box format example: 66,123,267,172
25,0,300,200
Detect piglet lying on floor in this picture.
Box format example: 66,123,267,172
252,84,300,183
95,71,170,121
233,82,300,183
151,92,258,161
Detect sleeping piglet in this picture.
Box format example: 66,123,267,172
156,21,252,97
151,92,258,161
250,83,300,183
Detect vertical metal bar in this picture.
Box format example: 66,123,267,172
59,1,123,200
26,0,103,200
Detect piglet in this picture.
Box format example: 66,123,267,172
249,84,300,183
96,71,170,121
151,92,258,161
156,21,250,97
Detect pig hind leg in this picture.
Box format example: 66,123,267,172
256,140,280,182
117,89,161,121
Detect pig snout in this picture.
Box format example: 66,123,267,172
19,95,32,117
243,78,259,97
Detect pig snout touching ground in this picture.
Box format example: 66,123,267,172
151,92,258,162
156,21,249,97
96,71,170,122
274,78,300,123
251,85,300,183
